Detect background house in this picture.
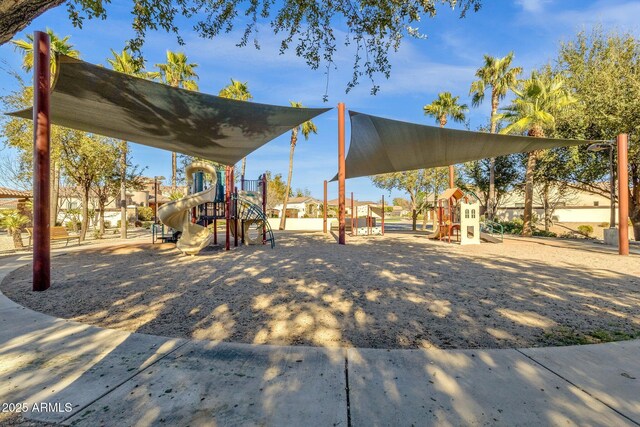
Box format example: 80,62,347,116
273,197,321,218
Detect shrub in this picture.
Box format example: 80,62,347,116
533,230,557,238
134,220,143,227
92,229,103,239
116,220,130,229
142,221,153,229
137,206,154,221
103,220,112,229
598,222,609,228
577,225,594,237
499,218,524,235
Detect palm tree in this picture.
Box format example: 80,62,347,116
154,51,199,192
12,29,80,228
497,71,576,236
469,52,522,219
279,102,318,230
218,79,253,180
108,48,152,240
0,210,30,249
423,92,468,188
11,28,80,76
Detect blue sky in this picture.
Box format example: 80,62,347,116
1,0,639,201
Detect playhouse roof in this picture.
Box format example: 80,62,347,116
9,55,331,166
338,111,596,180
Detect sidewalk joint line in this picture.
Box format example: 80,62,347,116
515,348,640,426
344,355,352,427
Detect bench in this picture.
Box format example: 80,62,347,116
26,226,81,247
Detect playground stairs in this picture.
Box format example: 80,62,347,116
235,197,276,248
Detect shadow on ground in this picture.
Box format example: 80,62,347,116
2,233,639,350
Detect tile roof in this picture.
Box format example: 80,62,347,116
0,187,32,198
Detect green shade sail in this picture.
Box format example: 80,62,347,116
9,55,331,166
337,111,594,180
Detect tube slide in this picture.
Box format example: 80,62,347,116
157,161,218,255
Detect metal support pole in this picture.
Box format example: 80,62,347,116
225,166,231,251
617,134,629,255
323,180,328,233
609,147,616,228
234,186,238,247
338,103,346,244
214,216,217,244
262,173,267,244
33,31,50,292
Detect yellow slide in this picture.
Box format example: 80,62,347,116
157,162,218,255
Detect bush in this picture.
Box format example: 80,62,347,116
598,222,609,228
533,230,557,238
499,218,524,235
137,206,154,221
65,221,82,232
577,225,594,237
103,220,112,229
92,229,103,239
142,221,153,229
134,220,143,227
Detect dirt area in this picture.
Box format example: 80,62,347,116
2,232,639,350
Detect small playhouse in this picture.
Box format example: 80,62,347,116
432,187,480,245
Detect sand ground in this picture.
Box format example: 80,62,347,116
2,231,639,350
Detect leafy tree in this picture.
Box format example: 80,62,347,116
459,155,520,213
107,48,153,239
60,134,119,241
1,1,481,96
372,170,425,230
552,29,640,240
8,29,80,225
469,52,522,219
218,79,253,179
497,71,576,236
264,171,287,212
154,51,199,193
294,188,312,198
423,92,468,188
0,209,29,249
280,102,318,230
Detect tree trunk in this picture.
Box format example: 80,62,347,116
279,128,298,230
80,187,89,241
99,201,105,236
0,0,65,45
120,141,128,239
241,157,247,181
448,165,455,189
422,209,428,230
12,229,24,249
171,151,177,192
488,97,498,220
523,151,538,237
543,183,550,232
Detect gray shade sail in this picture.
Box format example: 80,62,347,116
339,111,592,180
9,55,331,166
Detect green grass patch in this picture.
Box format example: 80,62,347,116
542,327,640,346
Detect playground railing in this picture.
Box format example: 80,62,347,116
480,220,504,241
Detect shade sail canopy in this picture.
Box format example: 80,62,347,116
9,55,331,166
339,111,593,180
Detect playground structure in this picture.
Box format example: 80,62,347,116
429,188,499,244
156,162,274,255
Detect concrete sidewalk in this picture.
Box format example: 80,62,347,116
1,255,638,426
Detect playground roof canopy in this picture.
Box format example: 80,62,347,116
339,111,594,180
9,55,331,166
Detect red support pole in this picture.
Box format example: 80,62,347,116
338,103,346,244
323,180,327,233
262,173,267,244
617,134,629,256
234,186,238,247
33,31,50,292
225,166,231,251
381,195,385,235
